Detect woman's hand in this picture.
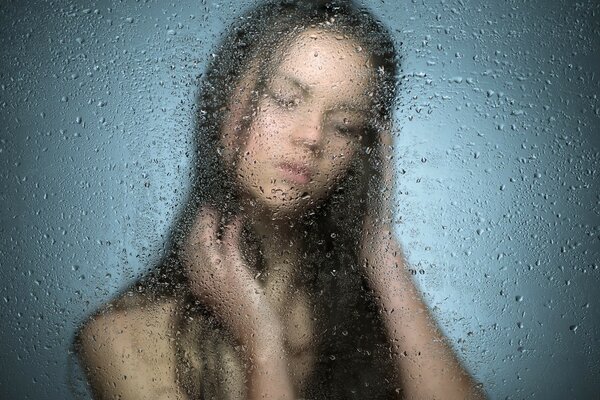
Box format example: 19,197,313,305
181,205,295,399
182,206,274,344
360,130,410,298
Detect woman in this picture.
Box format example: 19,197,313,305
75,1,487,399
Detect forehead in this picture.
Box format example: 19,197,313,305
273,29,376,101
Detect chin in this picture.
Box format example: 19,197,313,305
263,198,308,219
258,192,320,220
243,179,329,219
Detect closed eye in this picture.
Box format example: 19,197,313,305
269,90,301,109
265,77,305,110
330,118,364,138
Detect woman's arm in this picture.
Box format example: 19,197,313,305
362,229,487,400
361,131,487,399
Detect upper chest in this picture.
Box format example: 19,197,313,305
258,260,316,356
281,290,315,355
280,290,317,389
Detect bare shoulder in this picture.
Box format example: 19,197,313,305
77,293,187,399
79,293,180,360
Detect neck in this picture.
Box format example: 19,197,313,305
248,210,301,261
241,200,305,289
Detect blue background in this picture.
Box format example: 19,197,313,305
1,0,598,398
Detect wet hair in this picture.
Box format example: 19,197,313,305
75,0,400,398
148,0,398,293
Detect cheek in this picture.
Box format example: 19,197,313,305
245,112,288,154
236,123,281,181
320,144,358,182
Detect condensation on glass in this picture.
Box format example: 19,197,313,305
0,0,598,399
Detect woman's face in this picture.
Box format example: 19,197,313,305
223,29,376,217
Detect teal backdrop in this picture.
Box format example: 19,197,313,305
1,1,598,398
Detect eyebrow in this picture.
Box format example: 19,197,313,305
276,73,372,113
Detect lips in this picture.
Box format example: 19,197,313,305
277,161,312,184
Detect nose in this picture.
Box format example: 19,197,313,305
292,109,323,151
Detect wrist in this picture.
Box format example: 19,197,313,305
245,324,286,360
245,332,294,399
247,365,295,400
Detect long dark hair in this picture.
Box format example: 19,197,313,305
144,0,398,293
76,0,400,398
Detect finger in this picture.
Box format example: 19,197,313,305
378,128,395,223
183,205,222,267
379,124,393,147
191,205,219,247
222,215,246,265
223,214,244,243
378,128,394,187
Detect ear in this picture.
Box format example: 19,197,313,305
219,63,261,167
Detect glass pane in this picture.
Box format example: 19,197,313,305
1,1,598,399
